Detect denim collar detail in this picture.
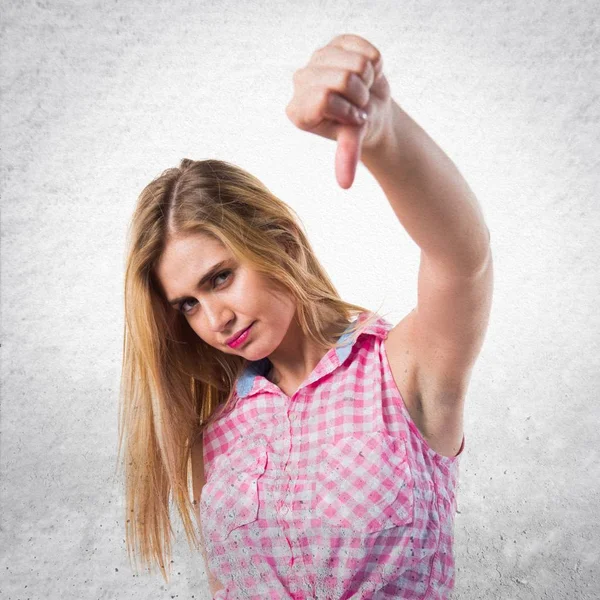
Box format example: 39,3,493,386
235,319,357,399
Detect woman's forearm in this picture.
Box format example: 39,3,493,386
361,99,491,275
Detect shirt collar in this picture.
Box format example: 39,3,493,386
235,311,389,399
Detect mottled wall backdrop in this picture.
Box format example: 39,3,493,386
1,1,598,599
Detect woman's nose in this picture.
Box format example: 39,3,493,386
204,302,234,333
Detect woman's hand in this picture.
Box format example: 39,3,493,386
285,34,392,189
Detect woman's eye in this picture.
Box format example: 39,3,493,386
178,270,232,315
212,269,231,288
178,298,197,314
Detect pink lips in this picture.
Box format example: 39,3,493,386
227,323,253,348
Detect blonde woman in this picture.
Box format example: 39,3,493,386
119,34,493,599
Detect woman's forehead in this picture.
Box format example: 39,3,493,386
156,234,231,286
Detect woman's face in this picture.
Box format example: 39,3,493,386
155,232,297,360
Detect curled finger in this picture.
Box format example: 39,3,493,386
324,91,368,126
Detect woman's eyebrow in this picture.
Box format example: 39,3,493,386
167,259,229,306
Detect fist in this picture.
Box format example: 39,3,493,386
285,34,392,189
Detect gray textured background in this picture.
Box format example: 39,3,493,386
1,1,598,599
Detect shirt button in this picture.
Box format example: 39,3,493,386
289,414,296,421
281,505,289,514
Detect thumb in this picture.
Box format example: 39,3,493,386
334,123,367,189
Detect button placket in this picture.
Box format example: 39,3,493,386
284,410,295,518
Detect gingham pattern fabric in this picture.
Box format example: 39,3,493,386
201,311,465,599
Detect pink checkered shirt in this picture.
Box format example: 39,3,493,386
201,311,465,599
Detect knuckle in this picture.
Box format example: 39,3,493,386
294,112,309,130
311,47,325,63
296,119,309,131
357,55,369,72
340,69,354,89
319,88,332,112
286,103,306,129
303,105,320,129
335,33,355,43
366,45,380,60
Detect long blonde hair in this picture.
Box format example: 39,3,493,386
117,158,382,581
